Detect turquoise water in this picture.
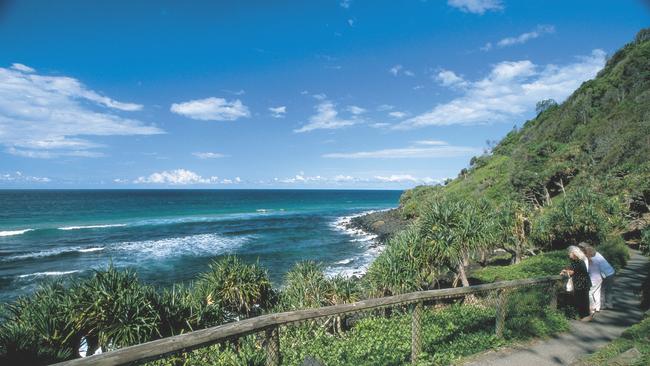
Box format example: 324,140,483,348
0,189,401,302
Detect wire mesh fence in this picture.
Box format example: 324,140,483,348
54,276,563,366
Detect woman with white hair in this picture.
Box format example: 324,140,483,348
560,245,592,321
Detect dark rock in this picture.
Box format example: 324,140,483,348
349,209,409,243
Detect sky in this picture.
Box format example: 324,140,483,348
0,0,648,189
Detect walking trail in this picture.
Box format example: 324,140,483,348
463,250,649,366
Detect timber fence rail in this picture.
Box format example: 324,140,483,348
52,275,564,366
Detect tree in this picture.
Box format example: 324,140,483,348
416,196,491,287
493,200,531,264
535,99,558,115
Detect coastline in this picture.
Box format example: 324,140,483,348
328,207,408,278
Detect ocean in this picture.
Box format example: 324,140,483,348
0,189,401,303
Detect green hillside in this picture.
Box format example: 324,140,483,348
401,28,650,230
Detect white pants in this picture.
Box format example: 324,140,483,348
589,281,602,313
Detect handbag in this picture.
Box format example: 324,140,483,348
565,277,574,292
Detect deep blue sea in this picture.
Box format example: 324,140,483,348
0,189,401,303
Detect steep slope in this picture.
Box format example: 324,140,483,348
400,29,650,219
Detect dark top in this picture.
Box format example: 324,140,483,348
570,259,591,291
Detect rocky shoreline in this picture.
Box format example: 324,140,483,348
348,208,409,243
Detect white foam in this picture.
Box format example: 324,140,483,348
326,209,391,278
113,233,250,258
77,247,105,253
4,246,105,261
0,229,34,237
58,224,126,231
18,270,80,278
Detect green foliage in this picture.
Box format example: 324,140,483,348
597,235,630,270
366,227,437,296
281,261,333,309
417,195,492,286
197,256,273,317
71,266,162,350
154,284,224,337
0,283,76,365
531,188,612,249
471,251,567,283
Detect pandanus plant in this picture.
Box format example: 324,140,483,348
417,196,491,288
197,256,274,319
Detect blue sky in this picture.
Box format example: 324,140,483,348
0,0,648,189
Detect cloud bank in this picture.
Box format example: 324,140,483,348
170,97,250,121
0,64,161,158
399,50,606,129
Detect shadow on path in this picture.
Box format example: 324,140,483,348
462,250,648,366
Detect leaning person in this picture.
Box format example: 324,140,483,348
578,243,602,315
560,246,592,321
579,242,616,310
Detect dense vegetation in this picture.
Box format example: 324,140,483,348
2,29,650,366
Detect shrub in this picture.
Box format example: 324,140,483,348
366,227,437,296
197,256,273,317
531,188,611,249
70,267,162,350
597,235,630,270
154,284,224,337
281,261,333,310
471,251,567,283
0,283,77,365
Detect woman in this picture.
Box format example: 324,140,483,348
578,243,602,315
560,246,592,321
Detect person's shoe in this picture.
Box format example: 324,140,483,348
580,315,593,322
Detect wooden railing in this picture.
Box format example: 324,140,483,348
52,275,563,366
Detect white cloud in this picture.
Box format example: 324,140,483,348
346,105,366,115
323,141,480,159
448,0,503,14
273,173,438,186
10,63,35,73
491,25,555,49
388,111,409,118
0,171,51,183
347,19,355,27
435,69,468,88
269,106,287,118
414,140,448,146
0,64,161,158
134,169,220,185
170,97,250,121
374,174,437,184
389,64,414,77
192,152,227,159
294,100,359,133
397,50,606,129
340,0,351,8
377,104,395,111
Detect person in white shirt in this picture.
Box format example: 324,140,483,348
579,242,616,311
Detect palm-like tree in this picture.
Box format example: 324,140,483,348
494,199,531,264
417,196,490,287
281,261,333,310
197,256,273,318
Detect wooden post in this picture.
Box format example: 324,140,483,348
265,326,280,366
411,301,423,364
495,289,508,338
549,281,558,311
